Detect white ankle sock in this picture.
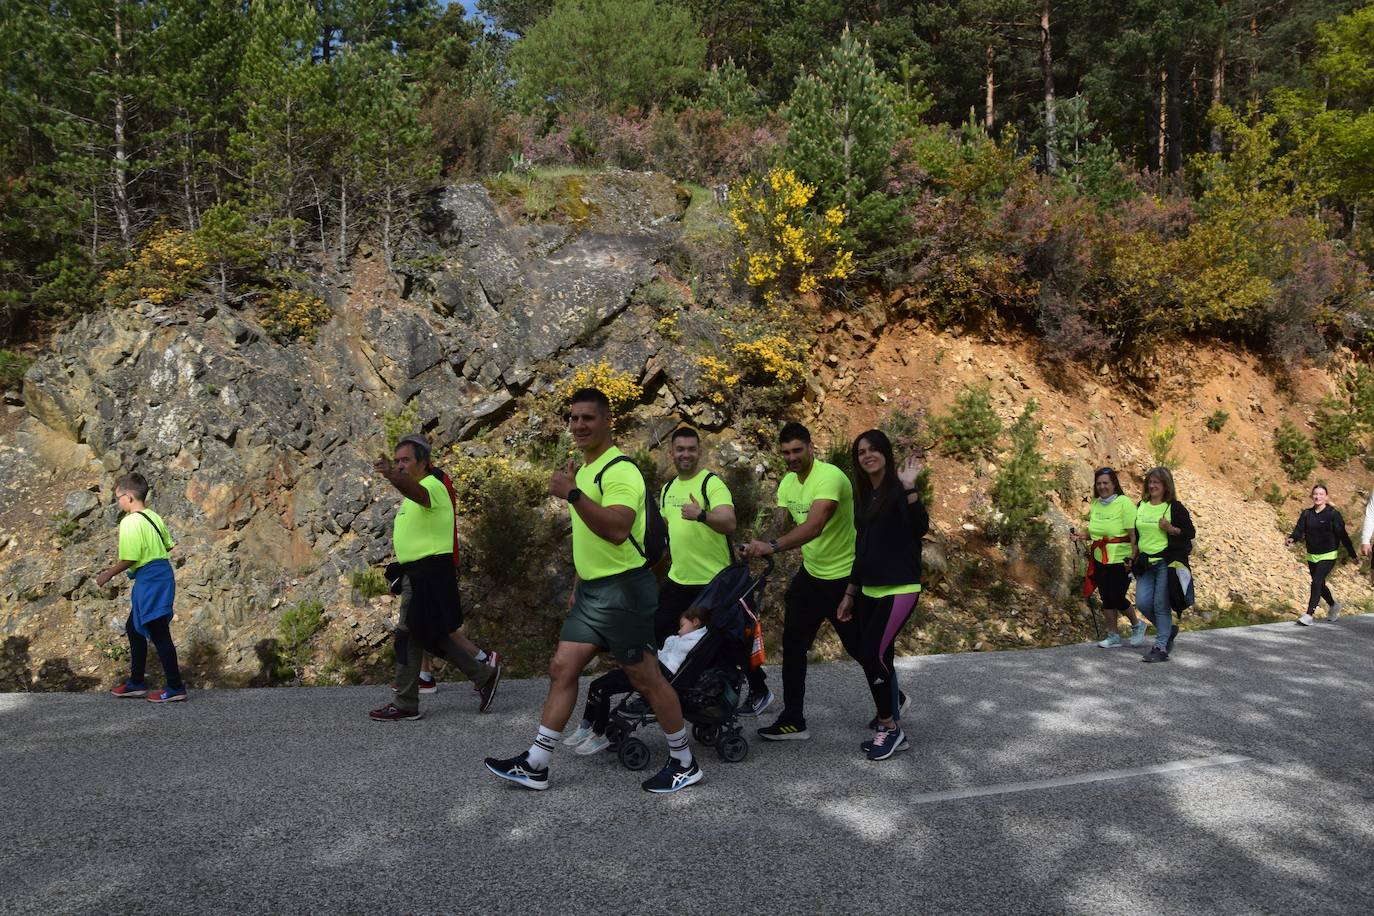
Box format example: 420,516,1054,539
474,649,489,662
419,669,432,682
666,726,692,766
527,725,560,768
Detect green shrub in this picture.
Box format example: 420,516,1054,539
467,471,547,586
1262,482,1286,509
930,384,1001,460
0,349,31,389
383,401,422,449
722,464,764,538
988,401,1050,543
350,568,388,599
1148,415,1177,468
822,426,854,479
277,600,325,679
1204,409,1229,433
1274,419,1317,482
1313,396,1362,464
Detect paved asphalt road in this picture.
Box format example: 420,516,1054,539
4,617,1374,916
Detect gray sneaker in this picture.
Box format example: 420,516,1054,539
1327,603,1343,622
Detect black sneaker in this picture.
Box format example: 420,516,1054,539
484,752,549,791
642,756,704,794
758,718,809,741
1141,646,1170,663
738,687,774,718
868,692,909,730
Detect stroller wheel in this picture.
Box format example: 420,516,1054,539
717,734,749,763
692,724,721,746
618,736,651,771
604,721,627,747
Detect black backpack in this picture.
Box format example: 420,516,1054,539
594,455,668,566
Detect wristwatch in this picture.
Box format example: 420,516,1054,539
696,513,710,524
769,539,780,554
568,488,583,504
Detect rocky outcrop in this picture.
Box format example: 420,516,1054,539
1,171,692,686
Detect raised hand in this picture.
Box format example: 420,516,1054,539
549,460,578,500
682,493,703,521
897,454,922,491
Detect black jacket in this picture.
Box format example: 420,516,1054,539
1140,500,1196,567
850,487,929,589
1290,506,1356,558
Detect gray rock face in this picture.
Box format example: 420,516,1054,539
1,171,690,683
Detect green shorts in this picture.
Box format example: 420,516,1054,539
561,567,657,664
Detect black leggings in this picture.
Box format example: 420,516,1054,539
126,614,183,690
1307,559,1337,614
780,568,860,724
853,591,920,722
584,668,635,734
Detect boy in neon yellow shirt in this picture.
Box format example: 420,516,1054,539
97,472,186,703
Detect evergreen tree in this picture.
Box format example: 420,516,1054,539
990,400,1051,542
509,0,707,112
779,27,903,250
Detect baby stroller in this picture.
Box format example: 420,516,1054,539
605,556,773,770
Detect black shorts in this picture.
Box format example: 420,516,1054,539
1095,563,1130,610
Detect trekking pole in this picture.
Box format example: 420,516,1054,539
1071,529,1101,642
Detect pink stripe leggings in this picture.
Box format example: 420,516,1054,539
853,590,920,722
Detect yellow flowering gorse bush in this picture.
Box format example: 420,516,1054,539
557,360,643,419
729,168,855,305
101,228,210,307
260,290,331,342
440,451,546,515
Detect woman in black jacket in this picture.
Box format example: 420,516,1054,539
1134,466,1196,663
1286,484,1356,625
836,430,928,761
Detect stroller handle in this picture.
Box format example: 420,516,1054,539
729,542,775,577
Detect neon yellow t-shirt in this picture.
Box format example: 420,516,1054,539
776,460,855,581
861,582,922,599
1135,501,1170,560
392,475,454,564
663,470,733,586
572,447,647,580
1088,497,1137,564
118,509,173,571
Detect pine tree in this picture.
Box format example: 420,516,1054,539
779,27,903,249
229,0,332,252
990,400,1051,542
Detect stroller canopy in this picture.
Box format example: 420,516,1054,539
687,562,765,645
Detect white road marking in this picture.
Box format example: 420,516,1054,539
911,754,1252,805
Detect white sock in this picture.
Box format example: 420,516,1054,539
419,669,432,682
666,726,692,766
474,649,489,663
527,725,560,769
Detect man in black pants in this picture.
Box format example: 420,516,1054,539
742,423,866,741
656,426,773,717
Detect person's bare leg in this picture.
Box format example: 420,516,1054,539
623,655,684,733
1101,607,1121,637
541,641,600,731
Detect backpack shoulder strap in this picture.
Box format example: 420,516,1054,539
137,511,171,550
592,454,634,492
700,471,717,511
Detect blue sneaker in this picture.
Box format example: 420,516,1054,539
642,757,703,793
1097,633,1123,648
1129,620,1148,647
866,726,907,761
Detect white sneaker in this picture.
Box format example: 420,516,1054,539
1097,633,1123,648
1327,604,1342,622
1129,620,1148,647
563,724,593,746
1297,613,1314,626
575,733,610,756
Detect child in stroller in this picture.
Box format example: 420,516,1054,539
568,560,769,770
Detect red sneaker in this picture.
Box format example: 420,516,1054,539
369,703,421,722
418,676,438,695
146,688,188,703
472,651,502,692
111,682,147,698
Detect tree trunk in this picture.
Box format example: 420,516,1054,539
985,44,995,131
112,0,133,250
1249,16,1259,102
1040,1,1057,172
181,122,198,230
339,182,348,268
1167,56,1182,174
1210,32,1225,152
1157,66,1167,173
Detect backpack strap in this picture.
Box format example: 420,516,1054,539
592,454,646,559
137,511,172,551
